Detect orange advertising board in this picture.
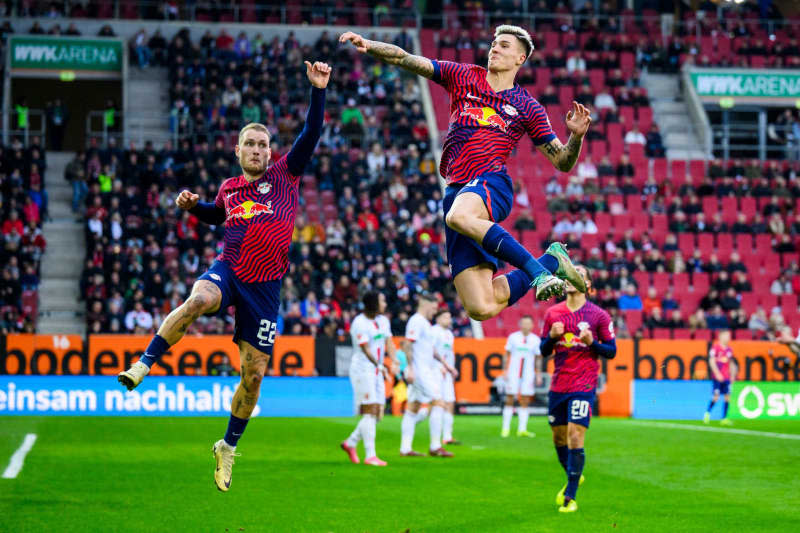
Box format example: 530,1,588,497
1,334,316,376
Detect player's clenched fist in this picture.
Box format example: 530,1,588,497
304,61,331,89
579,328,593,346
550,322,565,338
175,189,199,210
338,31,368,53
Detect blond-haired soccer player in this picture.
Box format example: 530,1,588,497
340,26,590,322
118,61,332,492
501,315,541,438
431,309,459,445
341,291,397,466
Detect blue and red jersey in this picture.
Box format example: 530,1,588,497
431,60,556,185
542,301,615,393
709,343,733,381
213,156,299,283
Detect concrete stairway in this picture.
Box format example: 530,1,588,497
37,152,85,335
642,73,708,160
126,66,173,146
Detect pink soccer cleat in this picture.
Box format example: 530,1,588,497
340,441,360,464
429,447,454,458
364,456,387,466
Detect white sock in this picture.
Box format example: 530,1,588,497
346,416,365,448
400,411,416,453
443,410,454,441
416,406,429,422
429,405,444,450
362,414,377,458
502,405,513,433
518,407,529,433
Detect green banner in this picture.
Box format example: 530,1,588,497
690,69,800,99
10,36,122,72
729,381,800,420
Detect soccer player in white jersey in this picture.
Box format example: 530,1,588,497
341,291,396,466
400,293,454,457
431,309,460,445
501,315,541,437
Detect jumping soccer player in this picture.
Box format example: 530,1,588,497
541,266,616,513
704,329,734,426
342,291,397,466
400,293,454,458
501,315,541,438
117,61,332,492
431,309,460,445
339,26,591,321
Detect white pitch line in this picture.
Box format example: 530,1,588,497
2,433,37,479
627,421,800,440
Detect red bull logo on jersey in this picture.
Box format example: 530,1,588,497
460,105,508,132
560,333,587,349
227,200,273,221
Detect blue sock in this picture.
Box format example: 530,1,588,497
538,253,559,274
556,445,568,472
707,399,716,412
481,224,547,280
139,335,170,368
223,414,249,447
723,401,729,418
564,448,585,500
505,269,532,306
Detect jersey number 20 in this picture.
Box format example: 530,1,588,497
571,400,590,419
257,319,277,347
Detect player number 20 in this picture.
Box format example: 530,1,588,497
571,400,590,419
257,319,277,347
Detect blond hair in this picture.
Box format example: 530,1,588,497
494,25,534,61
238,123,270,145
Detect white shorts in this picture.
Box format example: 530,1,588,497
350,368,385,408
441,369,455,403
407,364,442,404
506,356,535,396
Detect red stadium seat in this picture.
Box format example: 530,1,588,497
672,272,689,289
678,233,695,257
694,329,713,341
651,327,672,339
653,272,670,293
673,328,692,339
637,107,653,132
622,310,643,334
652,158,667,181
717,233,733,255
721,197,738,224
697,233,714,253
689,160,706,184
739,293,758,314
781,293,798,311
759,293,778,311
740,197,757,217
671,160,686,179
651,214,667,235
634,271,649,290
733,329,754,340
692,272,710,294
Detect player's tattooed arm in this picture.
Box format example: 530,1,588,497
537,135,584,173
339,31,433,78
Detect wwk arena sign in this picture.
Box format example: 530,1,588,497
9,36,123,79
689,67,800,106
730,382,800,420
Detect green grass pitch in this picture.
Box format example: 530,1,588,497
1,416,799,532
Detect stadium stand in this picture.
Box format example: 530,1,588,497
0,138,48,333
3,1,798,343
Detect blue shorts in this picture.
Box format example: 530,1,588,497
548,390,596,428
712,380,731,395
198,260,281,355
443,172,514,278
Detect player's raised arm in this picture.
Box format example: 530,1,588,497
339,31,434,79
286,61,330,177
177,189,226,226
536,101,591,172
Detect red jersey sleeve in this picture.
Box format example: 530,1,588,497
521,94,557,146
596,309,615,343
431,60,470,91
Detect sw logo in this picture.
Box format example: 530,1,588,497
461,105,508,132
227,200,273,221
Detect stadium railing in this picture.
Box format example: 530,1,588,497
1,109,47,148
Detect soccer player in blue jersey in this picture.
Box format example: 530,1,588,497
541,265,616,513
340,26,591,321
117,60,331,492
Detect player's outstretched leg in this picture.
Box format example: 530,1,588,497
213,341,267,492
118,281,221,390
445,192,567,304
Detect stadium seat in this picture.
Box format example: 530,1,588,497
717,233,733,255
697,233,714,252
652,158,667,181
780,293,798,311
694,329,712,341
21,290,38,320
653,272,670,293
622,310,643,334
670,160,686,179
733,329,754,340
673,328,692,339
692,272,710,294
721,197,738,224
678,233,695,257
651,327,671,339
735,234,753,252
740,293,758,314
781,252,800,268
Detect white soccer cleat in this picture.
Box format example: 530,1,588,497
213,439,240,492
117,361,150,391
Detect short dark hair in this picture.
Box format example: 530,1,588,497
417,291,437,304
433,308,451,321
362,291,380,315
